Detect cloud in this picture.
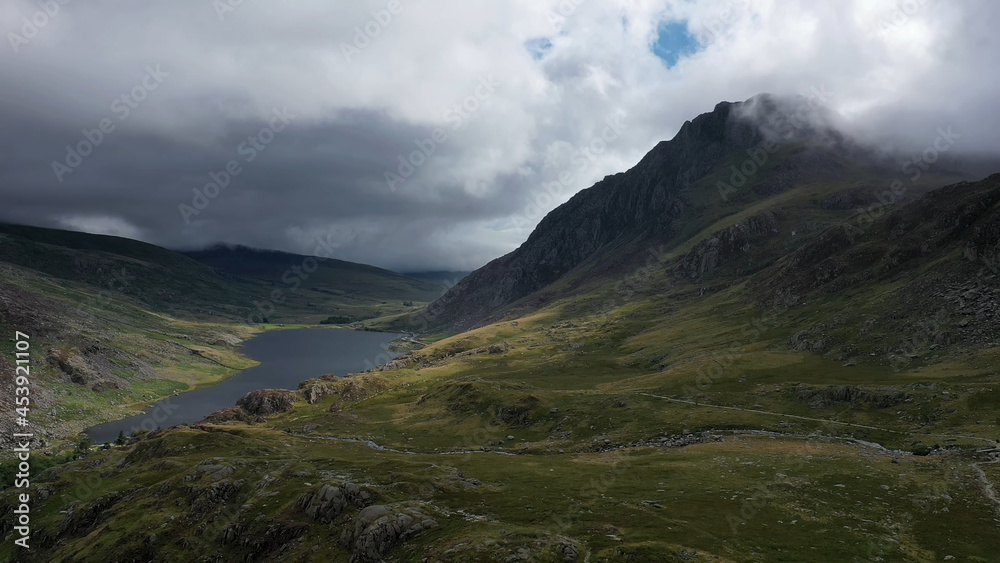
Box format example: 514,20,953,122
1,0,998,271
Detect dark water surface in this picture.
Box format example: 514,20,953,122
85,328,403,443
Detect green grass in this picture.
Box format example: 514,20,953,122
3,158,999,561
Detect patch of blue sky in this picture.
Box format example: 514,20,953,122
652,20,701,68
525,37,553,60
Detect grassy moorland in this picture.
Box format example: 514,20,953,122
2,168,999,560
6,239,998,561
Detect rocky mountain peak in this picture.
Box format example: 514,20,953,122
421,95,851,331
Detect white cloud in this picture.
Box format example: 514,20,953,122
1,0,998,270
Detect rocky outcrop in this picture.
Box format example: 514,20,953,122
368,354,416,371
752,174,1000,358
46,346,130,391
200,390,299,424
678,210,783,279
296,482,377,523
495,395,539,427
298,375,340,404
340,504,438,563
198,406,256,424
442,471,482,490
297,484,435,562
192,460,236,481
59,490,130,536
458,341,512,356
236,389,298,416
798,385,909,409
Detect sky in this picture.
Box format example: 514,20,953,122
1,0,998,272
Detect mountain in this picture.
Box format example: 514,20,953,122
422,94,975,331
0,223,256,320
5,98,1000,562
183,245,444,305
0,225,441,325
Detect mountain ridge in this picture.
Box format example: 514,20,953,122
421,94,970,331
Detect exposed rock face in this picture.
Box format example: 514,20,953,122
560,543,581,561
296,482,377,523
199,387,301,424
235,389,298,416
375,355,416,371
678,210,782,278
753,174,1000,357
495,395,539,427
297,484,436,562
341,504,438,563
338,376,388,402
198,406,255,424
424,94,846,331
298,375,339,404
208,332,242,348
193,460,235,481
46,346,131,390
798,385,909,409
59,491,130,536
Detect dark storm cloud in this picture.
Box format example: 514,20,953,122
1,0,999,271
0,103,524,269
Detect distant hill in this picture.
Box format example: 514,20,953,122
0,225,440,325
183,245,443,304
0,223,257,320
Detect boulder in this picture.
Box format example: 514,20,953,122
342,505,438,562
236,389,298,416
296,482,377,524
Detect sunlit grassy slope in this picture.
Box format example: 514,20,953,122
9,230,997,561
0,225,442,445
3,164,998,561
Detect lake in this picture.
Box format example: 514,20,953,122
85,328,404,444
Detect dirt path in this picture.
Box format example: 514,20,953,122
286,432,515,456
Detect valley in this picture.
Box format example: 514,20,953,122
2,97,999,562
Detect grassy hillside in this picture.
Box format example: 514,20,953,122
0,225,442,325
184,245,445,305
8,175,999,561
0,226,443,447
0,257,262,447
